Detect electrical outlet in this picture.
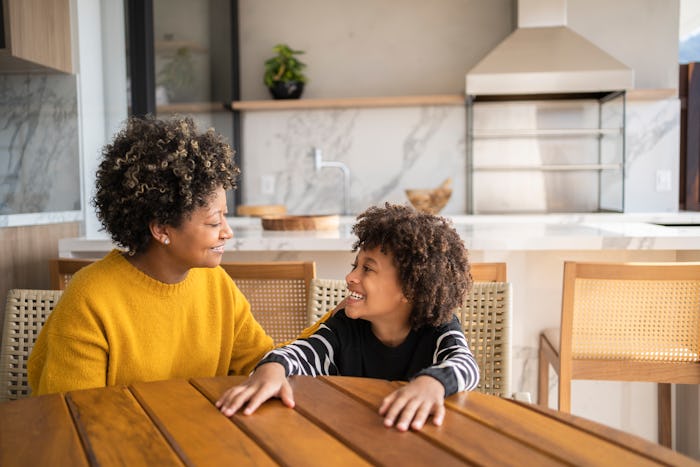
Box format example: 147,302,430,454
655,170,672,192
260,174,275,195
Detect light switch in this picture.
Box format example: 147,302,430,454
261,174,276,195
655,170,672,192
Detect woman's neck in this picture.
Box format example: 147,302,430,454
123,249,189,284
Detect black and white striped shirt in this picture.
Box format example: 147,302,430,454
257,310,480,396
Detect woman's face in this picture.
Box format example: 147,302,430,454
344,246,411,322
166,186,233,269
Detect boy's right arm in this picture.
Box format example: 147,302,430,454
216,362,294,416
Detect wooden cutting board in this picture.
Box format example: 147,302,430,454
236,204,287,217
261,215,340,231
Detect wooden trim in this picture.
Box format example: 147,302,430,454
572,360,700,384
156,102,228,114
231,94,465,111
625,88,677,101
470,262,507,282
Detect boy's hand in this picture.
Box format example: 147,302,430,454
378,375,445,431
215,363,293,416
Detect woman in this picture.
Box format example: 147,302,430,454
28,116,274,395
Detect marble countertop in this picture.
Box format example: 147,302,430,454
58,212,700,256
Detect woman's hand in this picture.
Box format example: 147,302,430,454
378,375,445,431
216,363,293,416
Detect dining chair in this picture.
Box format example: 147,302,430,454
537,261,700,448
48,258,97,290
220,261,316,345
0,289,63,401
307,277,512,397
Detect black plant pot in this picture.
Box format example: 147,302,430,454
268,81,304,99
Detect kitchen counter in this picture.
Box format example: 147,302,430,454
58,212,700,257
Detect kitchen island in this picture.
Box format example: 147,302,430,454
59,212,700,451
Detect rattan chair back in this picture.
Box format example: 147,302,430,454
1,289,62,401
220,261,316,345
307,278,512,397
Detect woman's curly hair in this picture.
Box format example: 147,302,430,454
352,203,472,329
93,115,239,253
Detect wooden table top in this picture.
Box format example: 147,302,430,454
1,375,696,466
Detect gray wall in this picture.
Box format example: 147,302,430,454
239,0,515,99
238,0,679,101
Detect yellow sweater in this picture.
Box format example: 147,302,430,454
28,250,274,395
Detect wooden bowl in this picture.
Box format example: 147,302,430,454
405,188,452,214
405,178,452,215
261,214,340,231
237,204,287,217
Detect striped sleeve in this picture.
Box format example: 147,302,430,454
255,323,340,376
414,323,480,396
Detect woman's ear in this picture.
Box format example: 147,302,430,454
150,221,171,246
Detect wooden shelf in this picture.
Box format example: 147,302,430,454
626,88,677,101
157,102,228,114
231,94,465,111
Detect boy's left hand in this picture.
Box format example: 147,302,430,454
378,375,445,432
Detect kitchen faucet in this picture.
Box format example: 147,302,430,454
312,147,351,215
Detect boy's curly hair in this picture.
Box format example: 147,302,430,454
352,203,472,329
93,115,239,253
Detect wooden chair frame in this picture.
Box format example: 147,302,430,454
220,261,316,344
48,258,97,290
538,261,700,448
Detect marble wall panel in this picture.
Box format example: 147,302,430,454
0,74,80,215
240,104,466,215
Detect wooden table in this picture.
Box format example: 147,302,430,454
1,375,696,466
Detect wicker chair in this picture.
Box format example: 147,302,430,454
307,278,512,397
220,261,316,345
537,261,700,448
49,258,97,289
0,289,62,401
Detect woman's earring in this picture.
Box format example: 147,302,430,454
163,238,170,245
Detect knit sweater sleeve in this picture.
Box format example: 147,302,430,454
414,319,480,396
28,290,109,395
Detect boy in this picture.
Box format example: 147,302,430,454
217,203,479,431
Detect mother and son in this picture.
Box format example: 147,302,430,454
28,116,480,432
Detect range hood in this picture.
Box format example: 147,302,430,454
466,0,634,96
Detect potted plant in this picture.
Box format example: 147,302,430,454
264,43,308,99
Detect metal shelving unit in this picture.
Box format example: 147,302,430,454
466,91,626,213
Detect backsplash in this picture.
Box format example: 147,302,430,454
0,74,80,216
240,104,467,215
239,96,679,215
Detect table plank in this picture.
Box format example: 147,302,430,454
193,375,371,466
67,385,183,466
289,375,470,466
130,379,277,466
321,376,564,466
0,394,89,467
448,391,670,466
513,400,700,467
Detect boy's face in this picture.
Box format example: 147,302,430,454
344,246,411,323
